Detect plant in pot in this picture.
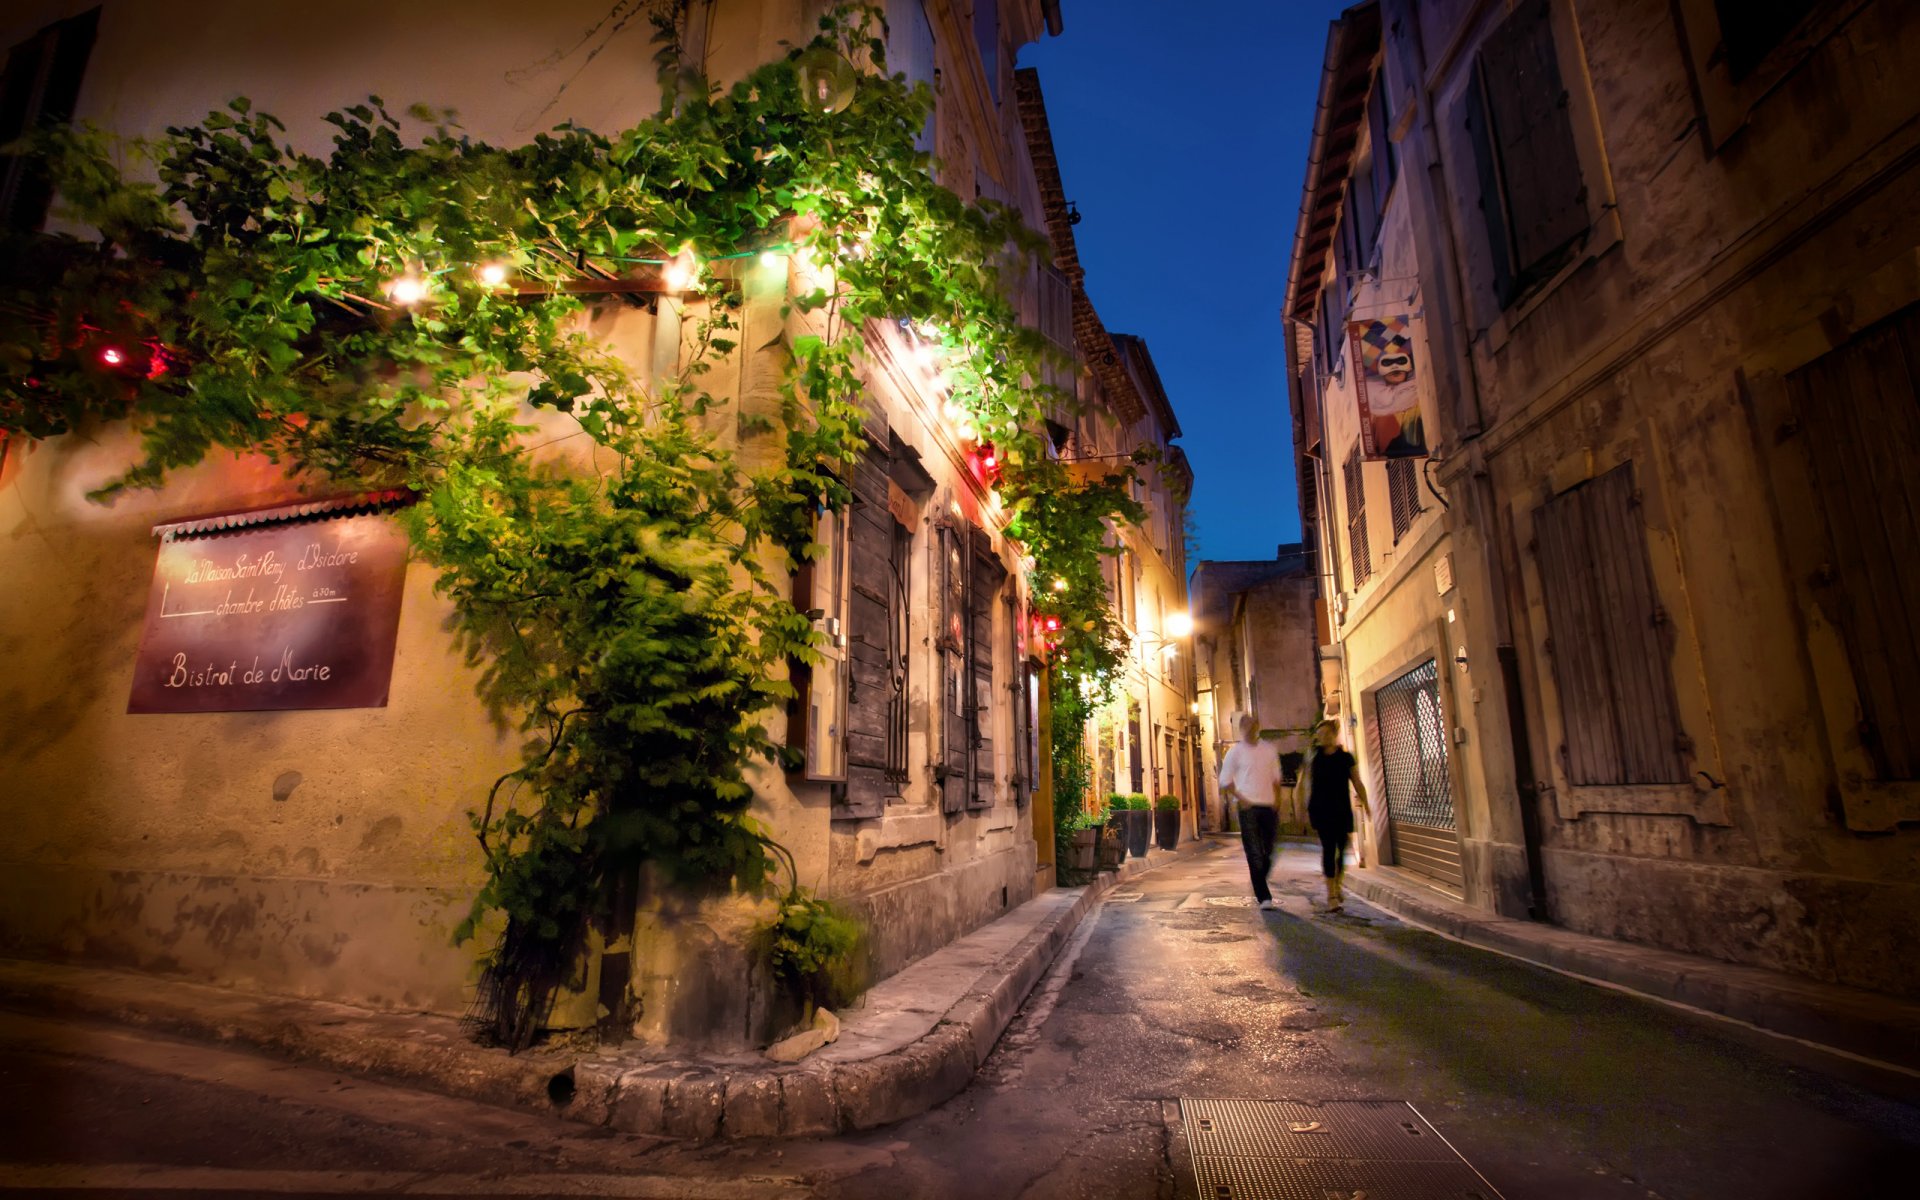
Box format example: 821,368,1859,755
1123,794,1153,859
1066,809,1100,872
1153,794,1181,851
1095,802,1127,871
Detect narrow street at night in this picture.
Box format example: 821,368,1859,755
6,1,1920,1195
6,845,1914,1198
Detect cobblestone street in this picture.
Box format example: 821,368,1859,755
8,844,1915,1199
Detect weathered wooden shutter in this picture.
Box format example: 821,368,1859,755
1388,457,1423,542
886,514,912,784
939,523,971,814
1784,305,1920,779
1534,463,1689,786
837,445,895,819
968,542,1005,809
1344,445,1372,587
1477,0,1587,284
1461,64,1516,307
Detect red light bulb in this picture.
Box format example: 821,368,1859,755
100,346,126,367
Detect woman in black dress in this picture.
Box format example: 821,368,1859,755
1297,719,1371,912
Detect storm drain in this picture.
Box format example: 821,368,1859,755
1179,1099,1503,1200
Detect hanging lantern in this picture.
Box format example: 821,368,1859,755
795,46,857,114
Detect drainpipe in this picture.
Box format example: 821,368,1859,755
1385,0,1547,918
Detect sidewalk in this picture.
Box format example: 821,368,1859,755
0,836,1223,1142
1343,864,1920,1076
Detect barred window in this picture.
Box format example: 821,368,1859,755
1388,457,1424,542
1344,445,1372,588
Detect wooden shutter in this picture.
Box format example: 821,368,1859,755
1344,445,1372,587
1388,457,1424,543
939,523,971,814
836,446,895,819
968,542,1005,809
1784,306,1920,780
1535,463,1690,785
0,7,99,233
1461,64,1516,307
1476,0,1587,283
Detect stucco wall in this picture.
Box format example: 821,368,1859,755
0,0,1060,1041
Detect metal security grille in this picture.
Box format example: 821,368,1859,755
1376,661,1454,829
1373,659,1464,892
1389,457,1424,542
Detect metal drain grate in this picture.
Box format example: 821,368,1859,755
1179,1100,1502,1200
1191,1156,1497,1200
1107,891,1144,903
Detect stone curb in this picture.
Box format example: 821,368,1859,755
0,837,1221,1141
1343,867,1920,1075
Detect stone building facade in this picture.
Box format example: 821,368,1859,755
1287,0,1920,999
1191,548,1319,831
0,0,1102,1049
1014,70,1200,835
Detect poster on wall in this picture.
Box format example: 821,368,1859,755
127,498,411,713
1348,315,1428,460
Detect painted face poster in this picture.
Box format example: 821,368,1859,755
1348,315,1427,459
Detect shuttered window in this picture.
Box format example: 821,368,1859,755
1467,0,1588,302
885,0,937,151
1345,445,1372,587
836,446,900,818
0,7,99,233
1388,457,1423,543
1534,463,1690,786
1784,303,1920,780
937,520,1004,812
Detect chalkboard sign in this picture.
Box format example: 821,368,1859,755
128,502,411,713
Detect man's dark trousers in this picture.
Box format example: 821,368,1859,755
1239,804,1279,903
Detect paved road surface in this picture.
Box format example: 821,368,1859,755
3,843,1914,1198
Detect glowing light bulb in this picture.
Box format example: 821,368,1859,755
477,262,508,287
663,250,698,292
99,346,126,367
386,275,428,306
1052,578,1069,592
942,400,964,422
957,422,978,443
1166,612,1194,638
759,249,785,270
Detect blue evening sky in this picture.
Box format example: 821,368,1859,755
1020,0,1350,563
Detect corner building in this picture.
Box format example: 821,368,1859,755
0,0,1089,1050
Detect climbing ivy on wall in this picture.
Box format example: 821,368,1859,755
0,4,1143,1048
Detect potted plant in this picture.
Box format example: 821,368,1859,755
1067,810,1100,871
1096,805,1127,871
1123,794,1152,859
1153,794,1181,851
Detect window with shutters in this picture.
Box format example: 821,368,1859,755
885,0,937,153
1463,0,1588,306
1533,463,1690,786
1782,304,1920,782
0,7,99,233
1388,457,1424,543
885,517,912,785
936,519,1003,812
1344,445,1372,588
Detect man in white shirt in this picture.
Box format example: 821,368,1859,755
1218,713,1285,910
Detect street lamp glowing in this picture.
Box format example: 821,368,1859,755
1166,611,1193,638
477,262,509,287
